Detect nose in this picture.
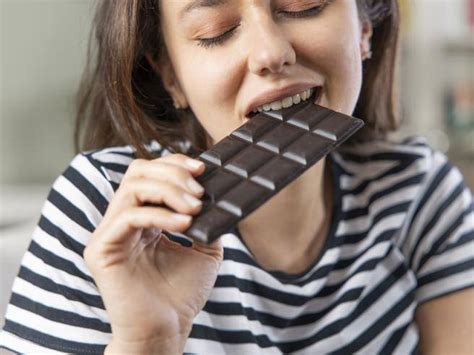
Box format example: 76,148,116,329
247,16,296,75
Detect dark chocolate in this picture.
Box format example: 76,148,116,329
181,100,364,243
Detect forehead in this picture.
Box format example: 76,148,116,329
161,0,232,21
181,0,230,14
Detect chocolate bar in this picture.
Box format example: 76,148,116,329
182,101,364,244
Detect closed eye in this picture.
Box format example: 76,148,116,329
197,25,240,48
196,1,332,49
278,4,327,19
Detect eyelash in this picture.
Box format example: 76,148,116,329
197,26,237,49
197,3,329,49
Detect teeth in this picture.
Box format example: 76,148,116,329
255,88,314,113
270,101,282,110
282,97,293,108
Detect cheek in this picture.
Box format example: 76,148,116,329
175,50,241,132
179,48,241,101
298,20,363,114
174,51,246,144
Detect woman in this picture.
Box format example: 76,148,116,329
1,0,473,353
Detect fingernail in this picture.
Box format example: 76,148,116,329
187,178,204,194
172,214,192,223
185,159,204,169
183,193,202,208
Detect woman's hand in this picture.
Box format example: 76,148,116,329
83,154,223,353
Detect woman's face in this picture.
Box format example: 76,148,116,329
156,0,372,144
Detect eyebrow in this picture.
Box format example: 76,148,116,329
179,0,230,20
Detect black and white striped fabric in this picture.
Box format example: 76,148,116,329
1,136,473,354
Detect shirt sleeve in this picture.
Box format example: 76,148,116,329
403,147,474,305
0,153,114,354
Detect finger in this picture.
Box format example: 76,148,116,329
100,207,192,246
110,177,203,216
130,155,205,178
155,154,206,176
124,160,205,197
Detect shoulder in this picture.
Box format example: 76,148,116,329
42,140,185,227
331,135,473,247
334,135,436,176
74,140,188,191
332,135,465,197
330,135,473,301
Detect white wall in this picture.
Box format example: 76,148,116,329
0,0,94,184
0,0,95,330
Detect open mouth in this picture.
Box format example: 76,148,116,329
246,86,322,118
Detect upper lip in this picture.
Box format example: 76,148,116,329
244,83,321,117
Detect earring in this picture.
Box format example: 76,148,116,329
363,50,372,60
173,100,181,110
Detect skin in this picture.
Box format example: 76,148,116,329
152,0,373,273
416,288,474,355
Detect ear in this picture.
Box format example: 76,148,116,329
359,18,373,60
145,53,188,109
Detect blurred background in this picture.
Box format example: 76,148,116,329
0,0,473,327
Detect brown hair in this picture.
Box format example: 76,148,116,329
75,0,401,159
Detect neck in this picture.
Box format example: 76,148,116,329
237,157,333,273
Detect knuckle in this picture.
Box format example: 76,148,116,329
164,185,187,208
143,207,169,230
160,153,192,168
121,175,139,188
128,159,146,174
117,180,139,202
161,165,191,187
123,208,139,225
169,153,188,161
179,203,198,215
177,168,193,184
165,162,187,176
118,209,141,231
176,153,191,162
130,158,145,169
178,193,202,214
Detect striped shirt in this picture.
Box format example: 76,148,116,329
1,135,473,354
